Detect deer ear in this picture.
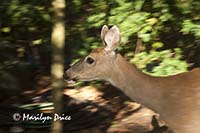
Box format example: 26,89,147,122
101,25,109,40
104,26,121,52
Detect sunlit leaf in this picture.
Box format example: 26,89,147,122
32,39,42,45
1,27,11,33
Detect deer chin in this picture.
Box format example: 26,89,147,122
66,79,76,84
64,77,95,85
64,77,78,86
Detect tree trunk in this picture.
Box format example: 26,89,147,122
51,0,66,133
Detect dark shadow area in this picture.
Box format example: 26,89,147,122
0,82,169,133
0,85,115,132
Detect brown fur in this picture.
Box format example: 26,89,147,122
64,25,200,133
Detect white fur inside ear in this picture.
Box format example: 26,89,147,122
101,25,109,40
104,26,120,52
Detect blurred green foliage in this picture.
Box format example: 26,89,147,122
0,0,51,96
131,48,188,76
67,0,200,76
0,0,200,94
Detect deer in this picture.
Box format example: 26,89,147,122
63,25,200,133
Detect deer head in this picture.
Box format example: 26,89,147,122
64,25,121,83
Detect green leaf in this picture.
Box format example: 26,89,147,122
152,42,164,49
32,39,42,45
1,27,11,33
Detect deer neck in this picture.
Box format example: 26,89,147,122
108,54,162,111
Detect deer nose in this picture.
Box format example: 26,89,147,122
64,65,71,71
63,73,70,80
63,65,71,80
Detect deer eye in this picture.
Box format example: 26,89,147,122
86,57,95,64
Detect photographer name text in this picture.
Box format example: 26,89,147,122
13,113,71,123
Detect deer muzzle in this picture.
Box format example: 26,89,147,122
63,66,78,84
